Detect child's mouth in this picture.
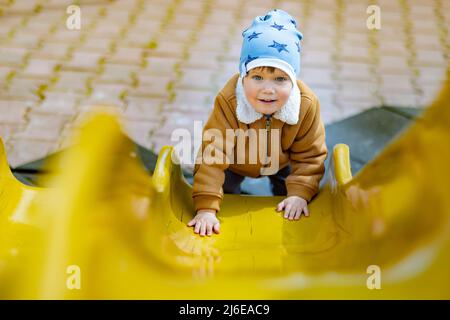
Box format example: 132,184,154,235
259,99,276,104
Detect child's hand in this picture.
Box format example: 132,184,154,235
187,210,220,236
276,196,309,220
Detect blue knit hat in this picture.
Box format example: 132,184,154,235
239,9,303,84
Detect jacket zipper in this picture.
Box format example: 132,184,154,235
264,114,271,168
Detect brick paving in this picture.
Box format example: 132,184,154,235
0,0,449,168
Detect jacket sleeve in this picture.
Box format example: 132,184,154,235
192,93,235,213
286,95,328,202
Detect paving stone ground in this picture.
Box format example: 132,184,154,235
0,0,449,168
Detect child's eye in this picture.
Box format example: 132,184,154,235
276,77,287,82
252,75,262,80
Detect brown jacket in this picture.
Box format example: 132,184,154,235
192,73,327,212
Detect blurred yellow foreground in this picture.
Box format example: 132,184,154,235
1,72,450,299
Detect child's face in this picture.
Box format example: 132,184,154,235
243,67,293,115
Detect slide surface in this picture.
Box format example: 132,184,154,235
1,73,449,299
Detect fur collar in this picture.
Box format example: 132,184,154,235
235,75,301,125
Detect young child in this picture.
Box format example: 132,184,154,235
188,9,327,236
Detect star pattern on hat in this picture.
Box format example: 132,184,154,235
240,10,302,77
245,55,259,66
247,31,262,41
270,22,286,31
268,41,289,53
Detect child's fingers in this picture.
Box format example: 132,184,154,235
294,208,301,220
303,205,310,217
206,223,213,236
284,204,292,219
288,207,297,220
194,221,201,234
200,222,207,236
213,223,220,234
187,218,196,227
276,200,285,211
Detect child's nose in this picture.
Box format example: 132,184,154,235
261,83,275,93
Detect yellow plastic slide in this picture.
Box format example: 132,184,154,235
0,71,449,299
